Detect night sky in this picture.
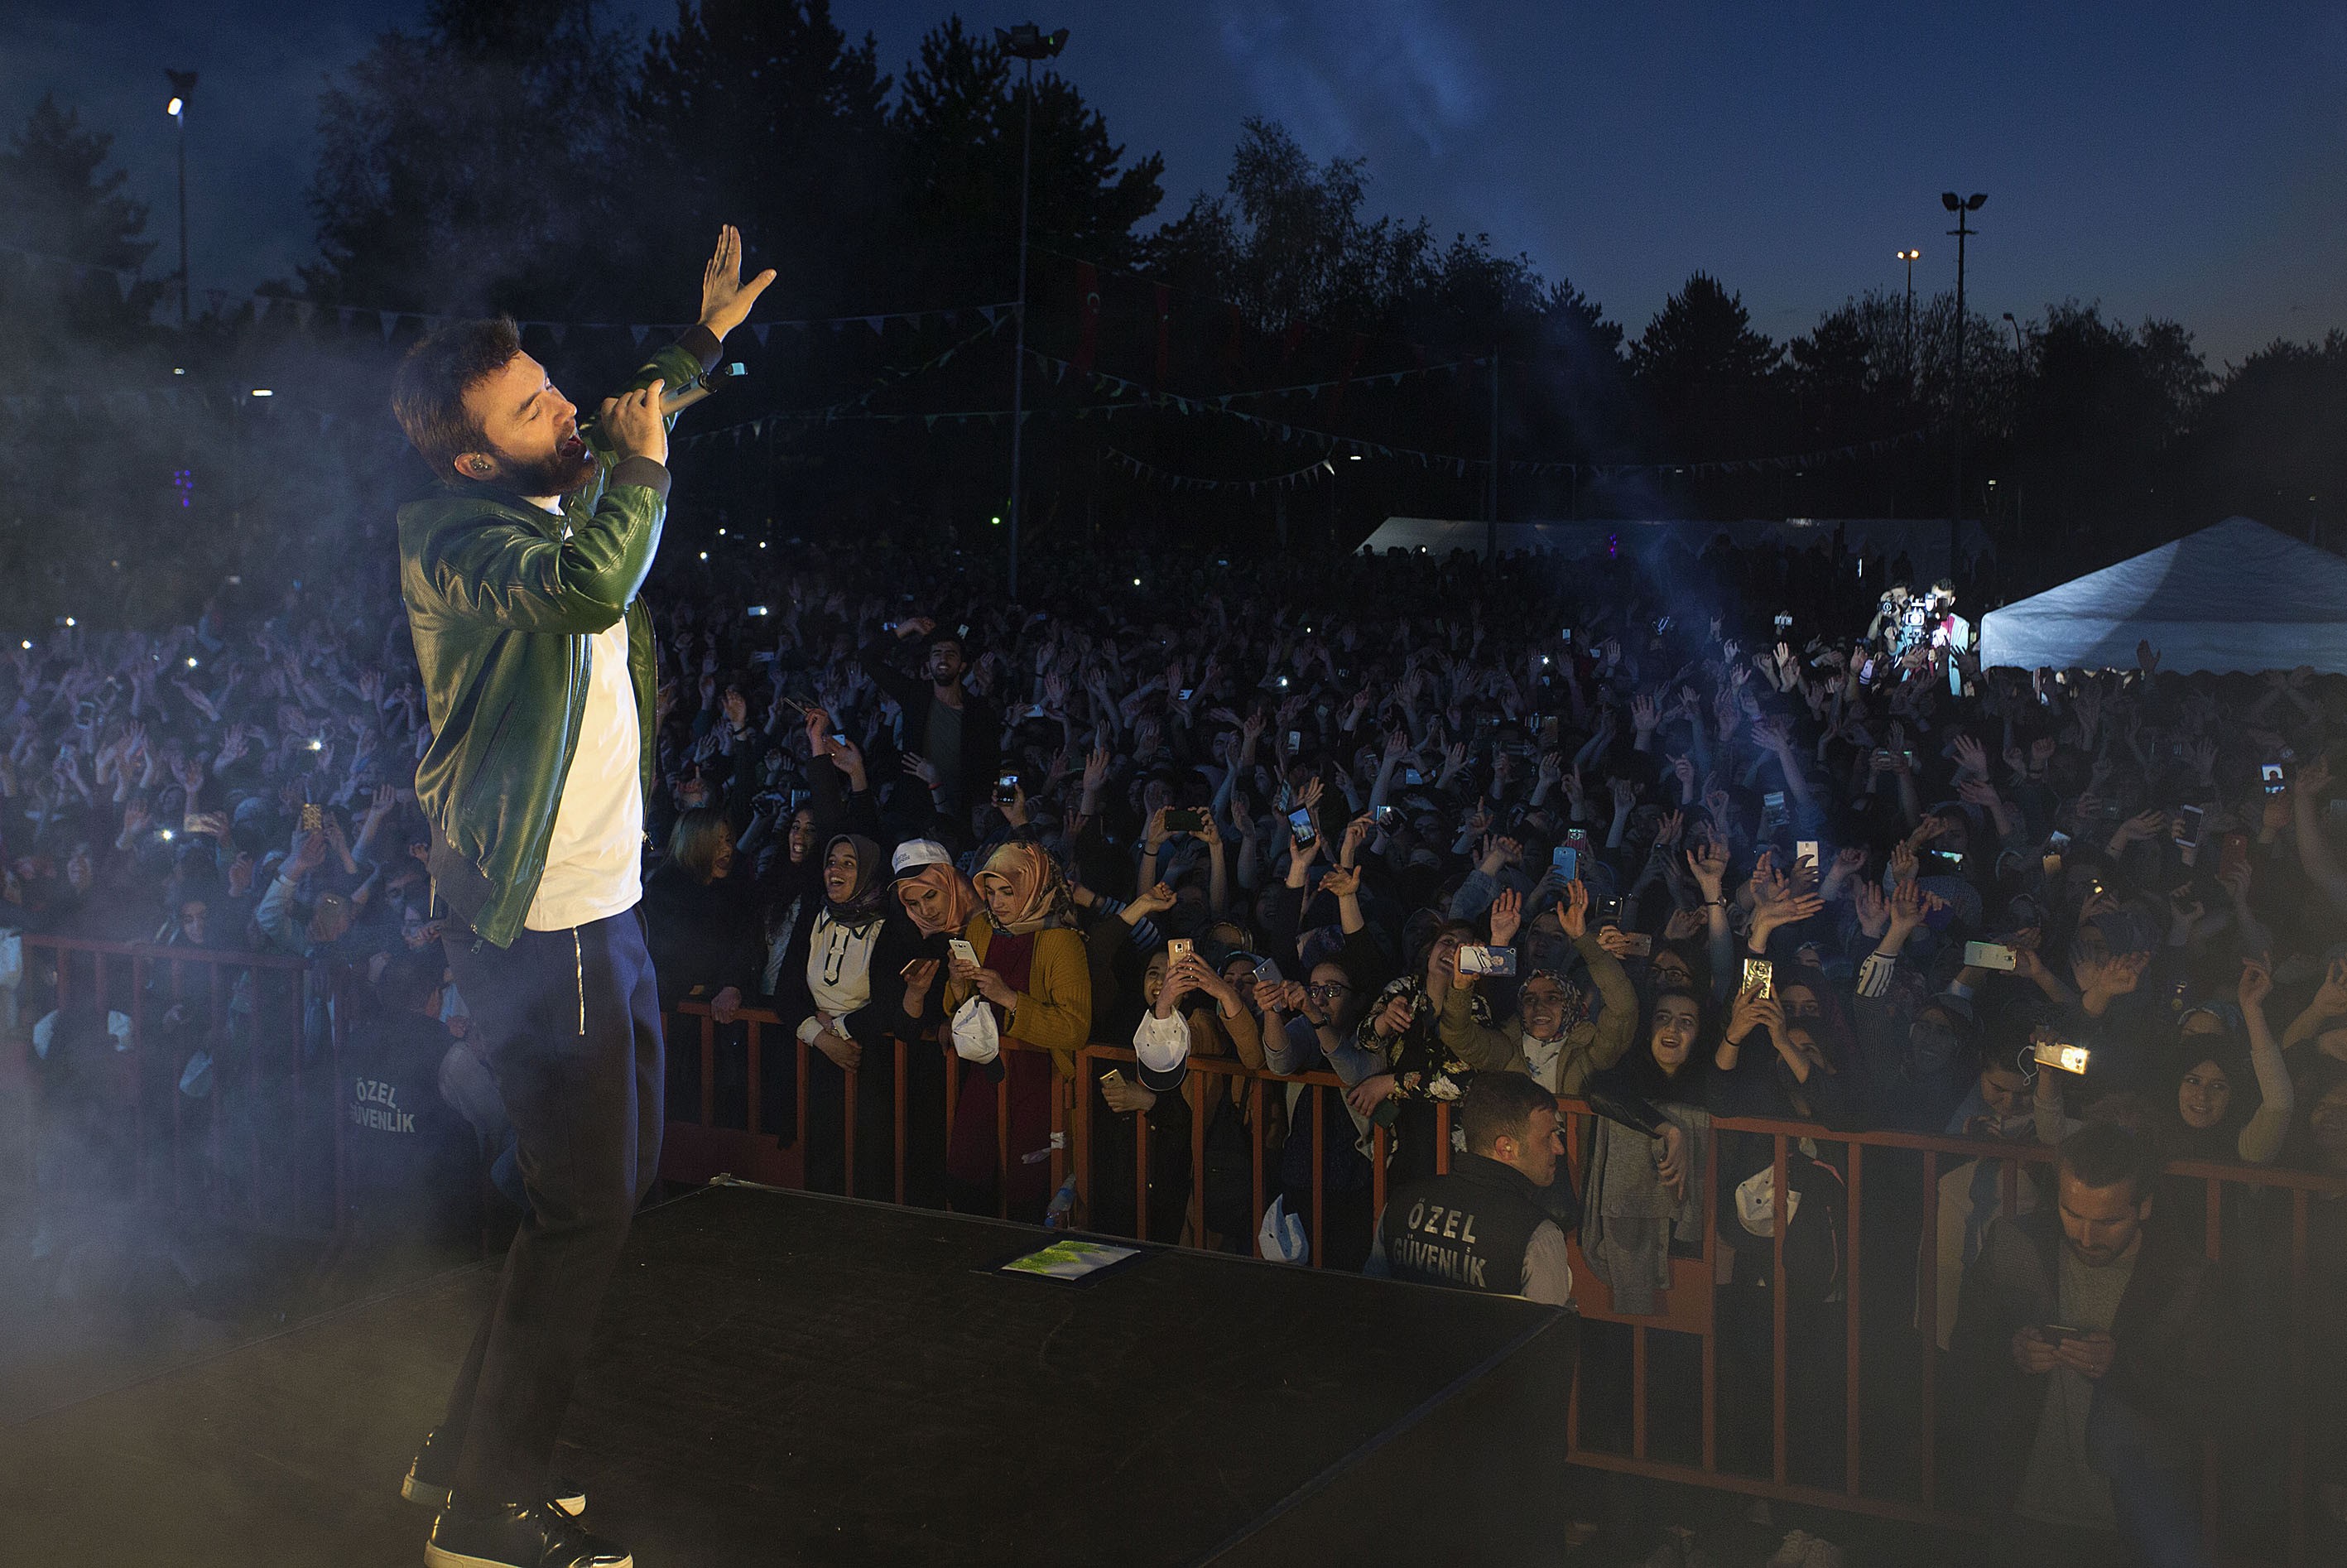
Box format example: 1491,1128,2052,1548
3,0,2342,363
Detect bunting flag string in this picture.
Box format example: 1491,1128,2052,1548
0,241,1017,345
632,394,1934,485
1031,242,1465,363
1104,445,1335,497
1023,348,1930,479
0,239,140,301
0,382,372,439
1549,427,1933,480
1026,349,1476,411
676,309,1019,449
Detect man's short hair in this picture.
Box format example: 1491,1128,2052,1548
2060,1120,2157,1201
1459,1071,1559,1156
377,948,445,1014
391,315,522,477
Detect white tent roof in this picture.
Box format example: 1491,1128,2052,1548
1978,517,2347,674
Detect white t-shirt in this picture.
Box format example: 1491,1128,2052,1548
525,612,642,931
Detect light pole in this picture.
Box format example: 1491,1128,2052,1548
1941,190,1985,582
995,23,1068,602
166,70,196,327
2001,310,2022,358
1484,350,1500,559
1895,248,1920,380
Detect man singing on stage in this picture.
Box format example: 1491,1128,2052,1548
387,228,772,1568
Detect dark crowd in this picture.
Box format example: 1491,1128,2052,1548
10,526,2347,1566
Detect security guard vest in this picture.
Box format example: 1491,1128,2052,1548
1377,1152,1553,1297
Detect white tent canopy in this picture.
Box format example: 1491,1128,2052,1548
1978,517,2347,675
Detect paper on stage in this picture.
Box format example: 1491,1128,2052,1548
999,1239,1139,1282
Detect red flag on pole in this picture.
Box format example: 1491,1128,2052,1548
1073,262,1101,378
1152,284,1172,393
1326,332,1367,423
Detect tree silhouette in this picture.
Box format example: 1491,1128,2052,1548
630,0,895,318
303,0,631,314
0,94,163,349
1631,272,1784,461
888,17,1164,301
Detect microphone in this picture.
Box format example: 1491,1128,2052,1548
575,361,747,436
657,359,748,416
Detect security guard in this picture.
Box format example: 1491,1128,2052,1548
1365,1071,1574,1307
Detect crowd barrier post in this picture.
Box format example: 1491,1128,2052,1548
654,1006,2342,1560
21,935,342,1241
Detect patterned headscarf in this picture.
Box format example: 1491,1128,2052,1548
974,840,1075,936
821,835,892,926
1522,968,1590,1039
897,860,979,938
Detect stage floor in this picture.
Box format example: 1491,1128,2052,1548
0,1181,1576,1566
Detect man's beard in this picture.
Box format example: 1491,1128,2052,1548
493,430,598,498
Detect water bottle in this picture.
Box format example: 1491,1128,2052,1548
1043,1175,1078,1230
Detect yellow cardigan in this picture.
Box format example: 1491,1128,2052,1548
944,917,1093,1080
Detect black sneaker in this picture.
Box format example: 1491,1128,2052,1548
404,1431,584,1517
424,1499,630,1568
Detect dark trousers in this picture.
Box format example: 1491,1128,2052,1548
437,910,664,1504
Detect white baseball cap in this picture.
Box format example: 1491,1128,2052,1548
892,839,952,877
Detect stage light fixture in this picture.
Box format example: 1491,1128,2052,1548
997,23,1070,59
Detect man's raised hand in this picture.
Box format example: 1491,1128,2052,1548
698,224,776,342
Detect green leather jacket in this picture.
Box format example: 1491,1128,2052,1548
398,330,718,948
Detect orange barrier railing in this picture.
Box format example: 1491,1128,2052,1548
10,932,346,1238
661,999,2340,1562
1556,1103,2340,1562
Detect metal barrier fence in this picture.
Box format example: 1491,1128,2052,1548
1551,1103,2340,1566
5,932,345,1239
665,1000,2340,1562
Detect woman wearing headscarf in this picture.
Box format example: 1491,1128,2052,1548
1436,883,1641,1097
1098,942,1262,1248
2157,958,2291,1166
773,833,913,1195
943,839,1093,1221
891,840,981,1208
